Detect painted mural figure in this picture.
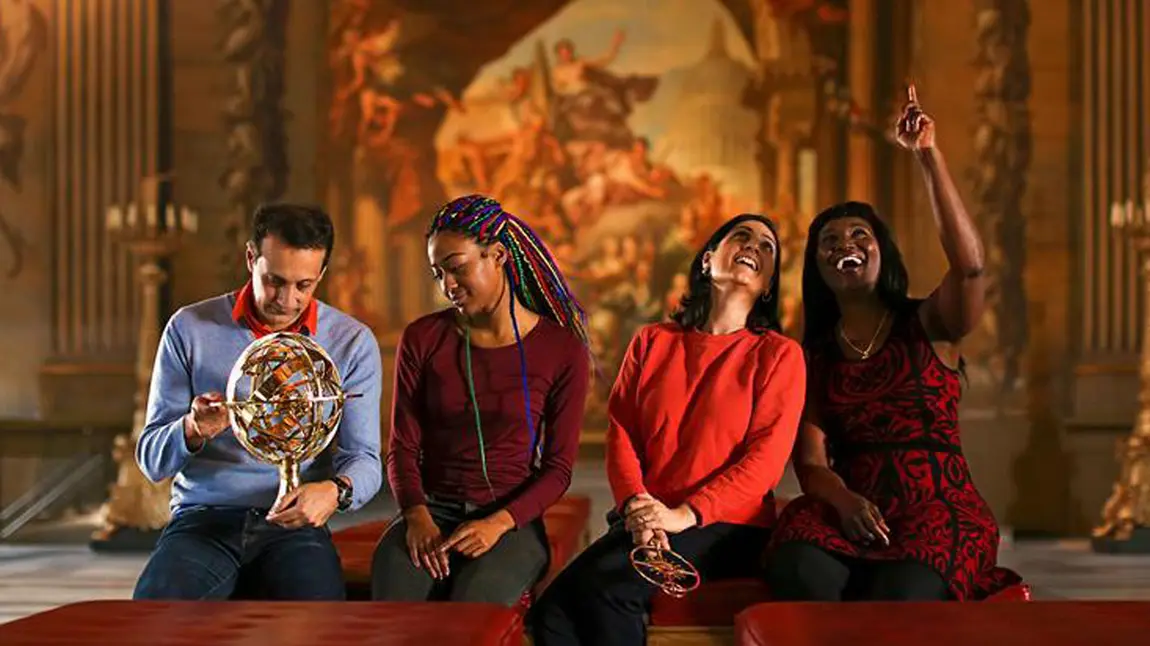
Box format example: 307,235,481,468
558,138,672,226
454,67,540,193
345,2,820,427
549,29,658,149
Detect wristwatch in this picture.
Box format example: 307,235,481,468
331,477,353,512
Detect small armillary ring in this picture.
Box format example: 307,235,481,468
628,538,701,598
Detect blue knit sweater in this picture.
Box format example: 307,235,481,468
135,293,383,514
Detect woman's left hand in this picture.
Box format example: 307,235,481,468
894,84,935,151
624,494,697,535
439,511,515,558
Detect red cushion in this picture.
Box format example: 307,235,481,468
736,600,1145,646
648,579,1030,627
0,600,524,645
985,583,1032,602
650,578,771,627
547,495,592,520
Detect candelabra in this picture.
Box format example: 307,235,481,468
90,176,199,550
1093,180,1150,552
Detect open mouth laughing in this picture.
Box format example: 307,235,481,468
734,250,761,272
833,251,866,274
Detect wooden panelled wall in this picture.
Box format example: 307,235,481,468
1080,0,1149,358
39,0,164,422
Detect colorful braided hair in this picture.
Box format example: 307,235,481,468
427,194,591,493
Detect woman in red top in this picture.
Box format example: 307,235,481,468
371,195,591,606
530,214,806,646
765,88,1022,601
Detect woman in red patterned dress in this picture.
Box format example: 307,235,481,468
765,87,1023,601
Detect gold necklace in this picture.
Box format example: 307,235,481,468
839,310,889,359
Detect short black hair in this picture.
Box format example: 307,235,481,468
250,203,335,266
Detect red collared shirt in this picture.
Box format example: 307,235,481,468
231,281,318,338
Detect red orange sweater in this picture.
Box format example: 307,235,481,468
606,322,805,527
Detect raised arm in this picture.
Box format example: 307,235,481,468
588,29,625,67
501,343,592,527
135,315,196,482
683,339,806,525
384,325,428,512
605,328,649,511
897,85,987,341
330,328,384,511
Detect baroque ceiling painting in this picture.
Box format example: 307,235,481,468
325,0,857,423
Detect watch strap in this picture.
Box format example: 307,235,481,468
331,477,353,511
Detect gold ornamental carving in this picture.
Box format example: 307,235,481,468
1094,171,1150,545
92,177,199,542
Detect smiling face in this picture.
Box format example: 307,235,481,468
427,230,507,317
703,219,778,297
814,215,882,293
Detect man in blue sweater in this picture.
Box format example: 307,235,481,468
132,203,383,600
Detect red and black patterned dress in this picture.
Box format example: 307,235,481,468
769,310,1022,600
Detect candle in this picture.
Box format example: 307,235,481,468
182,207,198,233
126,204,138,228
145,205,157,229
164,205,176,230
1111,203,1124,227
106,206,123,231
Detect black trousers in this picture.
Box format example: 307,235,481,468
766,541,948,601
529,513,769,646
370,496,550,607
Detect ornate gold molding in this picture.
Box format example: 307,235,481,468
971,1,1032,395
0,0,48,279
219,0,290,286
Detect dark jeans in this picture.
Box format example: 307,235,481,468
530,512,769,646
132,506,345,601
370,496,550,607
766,541,948,601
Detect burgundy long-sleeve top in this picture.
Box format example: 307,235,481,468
386,309,591,527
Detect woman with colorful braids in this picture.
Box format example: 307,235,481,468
371,194,591,606
531,214,806,646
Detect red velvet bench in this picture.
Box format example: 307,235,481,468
735,600,1149,646
0,600,524,646
647,578,1032,644
332,494,593,612
645,496,1030,645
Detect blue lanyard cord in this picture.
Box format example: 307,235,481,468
508,295,538,463
463,325,497,503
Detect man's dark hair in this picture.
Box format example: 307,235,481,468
250,203,335,266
